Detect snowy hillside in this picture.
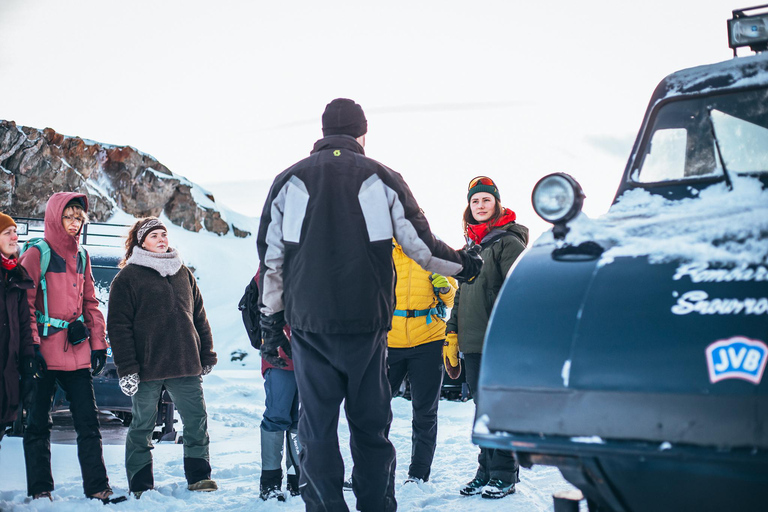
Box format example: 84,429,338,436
0,206,581,511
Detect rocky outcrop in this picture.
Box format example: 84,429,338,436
0,120,250,237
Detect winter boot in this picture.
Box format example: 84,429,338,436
404,475,424,485
481,479,515,499
460,476,489,496
188,479,218,492
184,457,215,491
260,468,284,501
260,471,286,503
286,474,300,497
260,484,286,501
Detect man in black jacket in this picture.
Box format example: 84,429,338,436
257,98,481,512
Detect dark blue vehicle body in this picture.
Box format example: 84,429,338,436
472,53,768,511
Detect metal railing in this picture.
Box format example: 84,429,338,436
14,217,129,248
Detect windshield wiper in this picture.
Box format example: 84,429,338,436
706,106,734,190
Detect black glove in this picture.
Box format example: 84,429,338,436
259,311,291,369
91,349,107,377
454,244,483,283
29,345,47,379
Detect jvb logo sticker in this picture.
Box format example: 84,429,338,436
705,337,767,384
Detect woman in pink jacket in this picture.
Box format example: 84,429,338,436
18,192,123,503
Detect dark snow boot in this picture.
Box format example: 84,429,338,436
481,479,515,499
286,474,300,497
183,457,212,486
260,468,284,501
460,476,489,496
260,469,286,503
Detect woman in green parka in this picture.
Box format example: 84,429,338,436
444,176,528,500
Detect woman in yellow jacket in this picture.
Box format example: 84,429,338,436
387,240,457,485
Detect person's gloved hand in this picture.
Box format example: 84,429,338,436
260,311,291,368
91,349,107,377
443,333,461,379
201,365,213,376
454,245,483,284
430,273,450,293
32,345,47,379
119,373,140,396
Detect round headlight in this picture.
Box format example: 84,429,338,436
531,173,584,224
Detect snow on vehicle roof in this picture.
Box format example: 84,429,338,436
535,176,768,267
657,52,768,102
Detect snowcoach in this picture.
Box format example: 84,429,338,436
472,6,768,512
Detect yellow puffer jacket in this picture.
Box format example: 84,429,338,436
388,242,458,348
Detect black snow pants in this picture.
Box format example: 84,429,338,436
23,369,110,497
386,339,443,482
464,353,520,485
291,328,396,512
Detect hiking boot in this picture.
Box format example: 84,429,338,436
286,475,301,497
89,489,128,504
481,479,515,499
459,477,488,496
188,479,218,492
342,477,353,491
259,484,286,502
404,475,424,485
33,491,53,501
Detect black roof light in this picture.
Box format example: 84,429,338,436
531,172,585,240
728,4,768,56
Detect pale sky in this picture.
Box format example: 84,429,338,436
0,0,740,247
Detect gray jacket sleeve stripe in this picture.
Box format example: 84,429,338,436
283,176,310,243
359,175,395,242
261,181,291,316
359,175,464,277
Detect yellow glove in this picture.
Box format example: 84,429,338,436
443,333,461,379
430,273,450,290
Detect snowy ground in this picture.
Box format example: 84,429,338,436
0,368,580,511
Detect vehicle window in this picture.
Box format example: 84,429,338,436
710,109,768,173
632,88,768,183
635,128,688,182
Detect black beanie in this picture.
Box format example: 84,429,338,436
322,98,368,138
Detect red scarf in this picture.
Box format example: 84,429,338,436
466,208,517,244
1,254,17,271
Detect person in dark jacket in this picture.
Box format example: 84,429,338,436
246,271,301,502
256,98,482,512
107,217,218,498
19,193,121,503
0,212,35,442
445,176,529,499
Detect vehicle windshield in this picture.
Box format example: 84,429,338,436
631,87,768,183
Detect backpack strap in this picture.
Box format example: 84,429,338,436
22,239,86,337
392,306,446,325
